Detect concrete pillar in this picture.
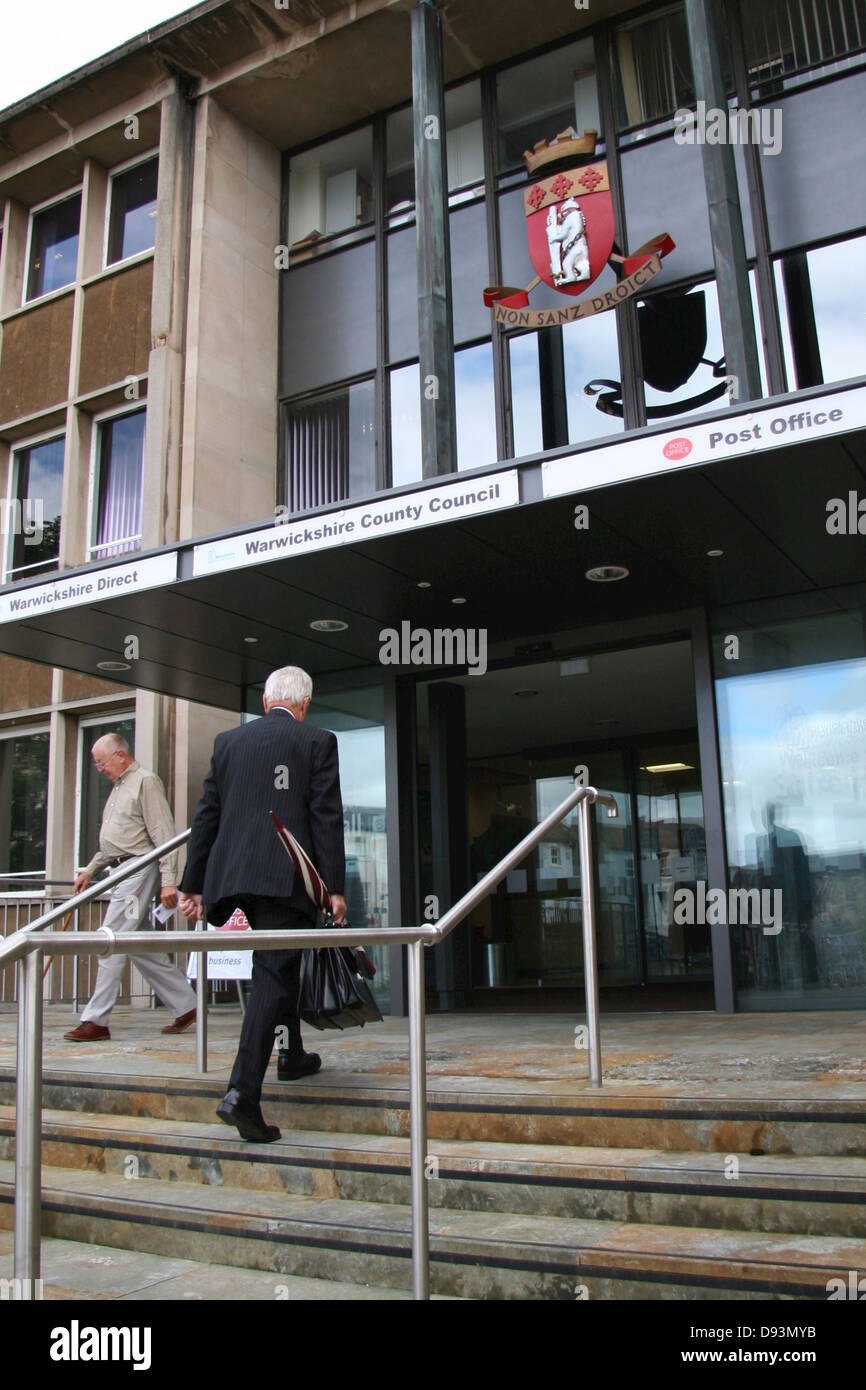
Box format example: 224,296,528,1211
684,0,762,404
0,199,28,317
142,80,195,548
411,1,457,477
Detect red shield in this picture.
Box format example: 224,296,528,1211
525,163,615,296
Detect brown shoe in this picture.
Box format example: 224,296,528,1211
161,1008,196,1035
64,1022,111,1042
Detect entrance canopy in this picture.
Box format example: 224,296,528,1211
1,380,864,711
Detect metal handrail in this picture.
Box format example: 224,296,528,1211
4,786,616,1302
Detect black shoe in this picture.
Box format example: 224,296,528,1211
216,1088,281,1143
277,1050,322,1081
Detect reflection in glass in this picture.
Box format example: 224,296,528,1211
562,314,622,444
497,40,599,171
804,235,866,386
456,341,496,470
305,687,389,1003
0,731,49,876
27,195,81,300
635,746,709,981
107,158,158,263
508,333,543,457
715,613,866,1008
640,283,729,419
615,8,695,129
389,362,422,488
10,436,64,580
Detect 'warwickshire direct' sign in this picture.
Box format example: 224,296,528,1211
0,553,178,625
193,471,520,577
542,385,866,499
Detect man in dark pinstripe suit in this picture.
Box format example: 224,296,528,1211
179,666,346,1143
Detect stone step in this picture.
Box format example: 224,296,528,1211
1,1159,863,1300
2,1068,864,1156
2,1105,865,1238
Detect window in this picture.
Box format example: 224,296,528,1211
7,436,64,581
286,380,376,512
107,156,158,264
77,715,135,871
497,39,600,172
615,5,695,130
90,410,146,559
563,314,622,444
0,728,49,879
775,234,866,390
509,333,544,457
389,363,422,489
287,127,374,256
26,193,81,300
386,81,485,220
456,341,496,470
743,0,866,95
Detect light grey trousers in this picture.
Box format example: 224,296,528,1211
80,862,197,1026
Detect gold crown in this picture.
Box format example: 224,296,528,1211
523,128,598,175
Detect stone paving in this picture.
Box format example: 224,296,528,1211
1,1002,864,1100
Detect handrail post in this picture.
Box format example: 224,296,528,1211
579,795,603,1087
14,947,43,1299
196,916,208,1073
407,939,430,1300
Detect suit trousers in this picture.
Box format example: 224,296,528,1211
80,864,198,1026
228,896,314,1103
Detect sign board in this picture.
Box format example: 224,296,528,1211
186,908,254,981
542,385,866,500
0,552,178,625
193,471,521,578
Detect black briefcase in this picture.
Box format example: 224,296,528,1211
298,923,383,1031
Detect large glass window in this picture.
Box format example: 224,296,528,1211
615,5,695,130
91,411,145,559
107,157,158,264
509,333,543,457
497,39,600,173
775,235,866,389
387,81,485,220
389,362,422,489
8,436,64,581
26,193,81,300
288,127,374,255
563,314,623,444
456,341,496,470
743,0,866,95
0,729,49,879
286,380,376,511
77,716,136,871
714,606,866,1009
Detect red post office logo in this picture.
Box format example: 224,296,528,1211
663,437,693,460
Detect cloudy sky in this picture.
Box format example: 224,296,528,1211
0,0,198,111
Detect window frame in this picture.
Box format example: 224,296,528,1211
103,149,160,271
0,722,51,892
86,404,147,561
4,428,66,584
22,185,83,306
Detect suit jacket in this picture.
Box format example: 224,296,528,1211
180,709,345,925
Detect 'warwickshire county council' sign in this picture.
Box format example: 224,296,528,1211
193,471,520,577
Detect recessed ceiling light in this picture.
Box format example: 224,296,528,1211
596,718,620,727
643,762,694,774
514,688,539,699
585,564,629,583
243,636,258,644
97,661,131,673
451,596,466,604
309,618,348,632
417,580,431,588
707,549,724,558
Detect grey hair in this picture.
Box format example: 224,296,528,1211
92,731,130,756
264,666,313,707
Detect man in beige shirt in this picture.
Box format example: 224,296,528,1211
64,732,197,1042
